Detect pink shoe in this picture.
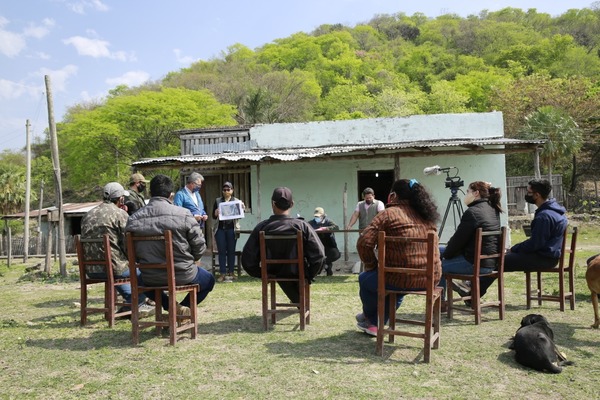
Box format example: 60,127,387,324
356,321,378,336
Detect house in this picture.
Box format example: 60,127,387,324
133,112,542,251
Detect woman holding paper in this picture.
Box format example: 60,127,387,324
213,181,244,282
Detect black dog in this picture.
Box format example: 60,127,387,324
509,314,572,374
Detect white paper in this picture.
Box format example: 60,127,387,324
218,200,245,221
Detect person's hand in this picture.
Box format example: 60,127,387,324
201,214,208,221
316,227,327,232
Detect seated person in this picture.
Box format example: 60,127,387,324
126,174,215,315
241,187,326,303
480,179,567,296
308,207,340,276
80,182,153,317
440,181,502,300
355,179,441,336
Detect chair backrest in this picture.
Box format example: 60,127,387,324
75,234,113,278
126,230,176,291
559,226,578,270
472,227,507,276
259,231,304,281
377,231,436,292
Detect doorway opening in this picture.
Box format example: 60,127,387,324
356,170,394,203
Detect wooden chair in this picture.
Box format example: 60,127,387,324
75,234,131,327
445,227,507,325
526,226,578,311
259,231,309,331
126,230,198,345
376,231,442,363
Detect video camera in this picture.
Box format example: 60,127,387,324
423,165,464,191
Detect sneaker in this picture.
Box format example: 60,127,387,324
356,320,378,336
452,280,471,298
228,273,237,281
115,306,131,320
138,303,154,319
355,313,366,323
224,275,233,282
176,303,191,317
217,274,225,283
145,298,156,307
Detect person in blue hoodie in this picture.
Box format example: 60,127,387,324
480,179,568,296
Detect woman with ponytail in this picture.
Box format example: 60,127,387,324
440,181,503,301
355,179,441,336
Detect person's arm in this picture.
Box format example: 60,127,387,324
303,224,326,280
511,214,553,254
443,210,476,259
213,198,219,219
186,216,207,260
376,200,385,212
356,213,386,270
347,210,360,229
173,190,184,207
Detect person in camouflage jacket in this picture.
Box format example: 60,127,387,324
81,182,147,306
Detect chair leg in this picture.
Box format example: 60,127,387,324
568,267,575,311
447,278,454,319
472,278,481,325
432,295,441,350
261,280,268,331
190,289,198,340
270,281,277,326
423,294,433,363
388,294,396,344
299,279,306,331
80,282,88,326
525,272,532,309
497,273,505,320
536,271,543,306
105,282,115,328
306,282,311,326
558,268,565,312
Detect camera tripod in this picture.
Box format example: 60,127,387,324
439,187,464,238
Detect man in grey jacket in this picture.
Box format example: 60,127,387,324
126,174,215,314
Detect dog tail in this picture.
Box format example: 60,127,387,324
559,360,575,367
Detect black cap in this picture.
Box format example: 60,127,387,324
271,187,293,209
222,181,233,189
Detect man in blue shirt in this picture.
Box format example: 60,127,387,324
173,172,208,228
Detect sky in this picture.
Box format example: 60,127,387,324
0,0,594,153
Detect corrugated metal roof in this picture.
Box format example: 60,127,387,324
2,202,101,219
133,137,544,167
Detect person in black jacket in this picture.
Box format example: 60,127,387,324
308,207,340,276
439,181,502,300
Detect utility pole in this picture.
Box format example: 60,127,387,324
23,120,31,263
36,180,44,255
45,75,67,275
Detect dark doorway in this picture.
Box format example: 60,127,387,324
357,170,394,202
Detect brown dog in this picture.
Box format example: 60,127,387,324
586,254,600,329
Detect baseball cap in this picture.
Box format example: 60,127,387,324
271,187,293,209
103,182,129,200
222,181,233,189
313,207,325,217
129,173,149,184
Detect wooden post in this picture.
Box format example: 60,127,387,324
6,226,11,268
256,164,261,221
36,181,44,255
343,183,348,262
23,119,31,263
45,75,67,275
44,223,53,275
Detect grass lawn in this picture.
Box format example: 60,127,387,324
0,223,598,399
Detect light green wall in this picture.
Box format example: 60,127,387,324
237,152,510,252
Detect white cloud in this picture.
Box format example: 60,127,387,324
0,18,26,57
174,48,196,65
23,18,55,39
63,35,135,61
106,71,150,87
0,79,42,100
66,0,109,15
36,64,79,92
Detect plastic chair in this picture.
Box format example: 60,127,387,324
259,231,309,331
525,226,577,311
444,227,507,325
375,231,442,362
126,230,198,345
75,234,131,327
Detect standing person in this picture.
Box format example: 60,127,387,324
213,181,244,283
346,187,385,230
81,182,153,317
479,179,568,297
308,207,340,276
173,172,208,228
242,187,326,303
355,179,441,336
126,174,215,315
440,181,502,302
124,173,149,215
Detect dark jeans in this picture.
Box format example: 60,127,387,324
480,251,559,296
140,266,216,310
215,227,237,274
358,268,411,326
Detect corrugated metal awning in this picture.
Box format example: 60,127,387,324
133,137,543,168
